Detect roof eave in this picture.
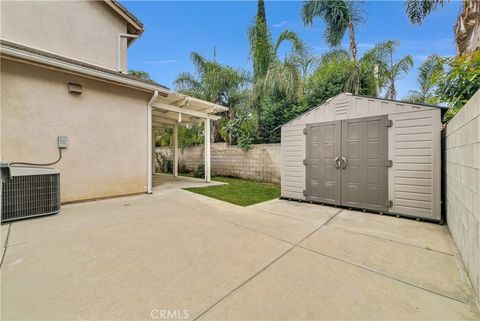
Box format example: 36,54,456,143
104,0,144,36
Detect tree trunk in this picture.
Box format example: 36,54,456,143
454,0,480,55
348,22,358,62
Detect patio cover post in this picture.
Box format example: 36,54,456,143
147,104,153,194
204,118,211,183
173,124,178,177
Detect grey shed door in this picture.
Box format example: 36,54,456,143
341,116,388,212
306,121,341,204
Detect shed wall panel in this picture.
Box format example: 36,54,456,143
388,109,442,220
281,124,306,200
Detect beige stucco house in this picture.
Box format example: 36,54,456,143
0,0,225,202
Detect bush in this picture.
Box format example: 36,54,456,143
433,51,480,122
157,153,173,173
178,161,189,174
193,164,205,178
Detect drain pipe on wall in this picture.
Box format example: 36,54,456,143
117,33,140,73
147,90,159,194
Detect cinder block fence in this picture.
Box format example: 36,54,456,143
156,142,281,183
443,89,480,302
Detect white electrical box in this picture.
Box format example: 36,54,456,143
58,136,69,148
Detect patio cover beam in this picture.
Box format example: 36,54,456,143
151,102,220,120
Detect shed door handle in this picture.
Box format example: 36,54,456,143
341,157,347,169
334,157,341,169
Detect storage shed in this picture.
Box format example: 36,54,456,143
280,93,445,221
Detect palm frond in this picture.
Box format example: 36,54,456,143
392,55,414,79
273,30,304,57
405,0,445,25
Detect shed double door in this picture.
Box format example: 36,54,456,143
306,116,388,212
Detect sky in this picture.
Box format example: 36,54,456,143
125,0,462,99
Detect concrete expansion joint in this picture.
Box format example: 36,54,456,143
326,225,456,257
192,208,344,321
296,244,476,306
1,223,12,269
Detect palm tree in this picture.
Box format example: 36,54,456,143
405,1,480,56
248,0,272,82
301,0,364,61
174,52,250,118
248,1,307,101
174,52,251,142
405,0,446,24
406,55,443,104
263,30,306,98
363,40,413,99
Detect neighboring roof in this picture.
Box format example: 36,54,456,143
104,0,144,37
0,39,169,90
279,93,447,129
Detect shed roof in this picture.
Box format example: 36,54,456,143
280,93,447,129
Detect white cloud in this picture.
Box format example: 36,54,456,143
357,42,375,49
272,20,293,28
140,60,178,65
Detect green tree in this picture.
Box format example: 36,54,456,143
175,52,250,115
363,40,413,99
301,0,364,61
405,55,443,104
305,49,375,107
128,70,153,81
433,51,480,121
248,0,272,82
405,0,446,24
174,52,251,143
249,1,307,102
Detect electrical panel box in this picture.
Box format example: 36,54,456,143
57,136,69,149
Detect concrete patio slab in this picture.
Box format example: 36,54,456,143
2,197,291,320
200,247,480,320
7,195,181,246
248,199,340,225
152,174,225,194
178,191,323,244
326,209,455,254
2,177,478,320
300,226,476,303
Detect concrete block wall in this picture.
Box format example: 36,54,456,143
156,143,281,183
443,89,480,302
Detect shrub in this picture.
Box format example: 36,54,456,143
193,164,205,178
178,161,189,174
434,51,480,122
157,153,173,173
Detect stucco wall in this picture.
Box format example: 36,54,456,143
0,1,128,71
1,59,150,202
156,143,281,183
443,89,480,302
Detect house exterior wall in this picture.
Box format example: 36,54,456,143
443,90,480,302
0,59,150,202
0,1,128,71
281,94,442,219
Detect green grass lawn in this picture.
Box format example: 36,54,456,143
184,176,280,206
